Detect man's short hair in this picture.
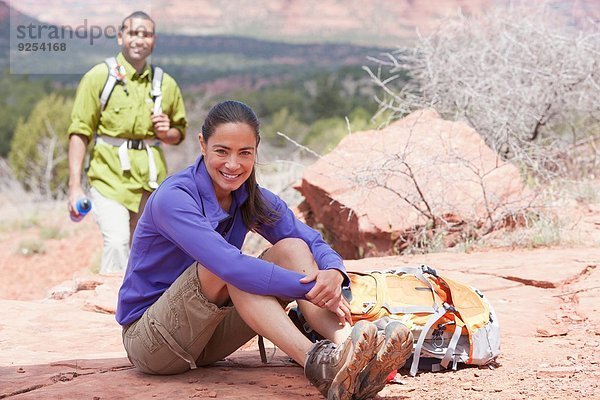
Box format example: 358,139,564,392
120,11,155,32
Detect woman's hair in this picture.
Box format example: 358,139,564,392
201,100,279,230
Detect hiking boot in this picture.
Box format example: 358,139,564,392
352,321,413,399
304,320,379,400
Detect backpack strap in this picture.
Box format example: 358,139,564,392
389,265,444,309
151,65,164,115
409,304,448,376
440,321,464,370
386,265,451,376
258,335,268,363
99,57,119,111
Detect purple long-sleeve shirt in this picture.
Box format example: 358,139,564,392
116,156,346,325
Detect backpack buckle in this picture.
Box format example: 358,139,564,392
127,139,144,150
431,329,445,348
443,302,457,313
362,302,375,314
421,265,438,277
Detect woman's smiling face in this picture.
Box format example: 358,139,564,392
200,122,257,201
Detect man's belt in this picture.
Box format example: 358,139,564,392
96,135,161,189
126,139,145,150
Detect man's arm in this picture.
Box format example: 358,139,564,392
67,134,89,215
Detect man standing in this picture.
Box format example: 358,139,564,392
67,11,187,274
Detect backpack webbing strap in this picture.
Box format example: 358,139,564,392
96,135,160,189
100,57,119,111
258,335,268,363
100,58,164,116
151,66,164,115
386,305,436,314
388,265,444,308
409,305,447,376
440,322,464,370
145,140,159,189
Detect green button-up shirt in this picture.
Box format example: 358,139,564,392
68,53,187,212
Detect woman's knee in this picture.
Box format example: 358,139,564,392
263,238,316,272
271,237,310,256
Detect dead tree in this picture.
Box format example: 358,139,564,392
364,3,600,180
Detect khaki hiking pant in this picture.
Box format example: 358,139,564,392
122,263,257,374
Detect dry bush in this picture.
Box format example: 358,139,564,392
364,3,600,181
332,2,600,253
0,158,29,202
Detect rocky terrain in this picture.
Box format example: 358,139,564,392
0,204,599,399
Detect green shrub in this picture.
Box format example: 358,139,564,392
8,94,74,198
261,107,309,147
0,72,52,156
302,107,382,154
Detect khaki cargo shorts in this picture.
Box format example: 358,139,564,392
122,262,257,375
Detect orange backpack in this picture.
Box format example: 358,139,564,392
347,265,501,376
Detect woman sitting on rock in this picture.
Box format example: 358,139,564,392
116,100,412,400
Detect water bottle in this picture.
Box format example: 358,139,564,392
70,197,92,222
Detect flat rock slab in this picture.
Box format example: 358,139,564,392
0,299,124,367
0,354,311,400
2,247,600,399
345,247,600,289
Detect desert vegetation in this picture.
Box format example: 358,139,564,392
2,2,599,258
365,5,600,180
344,3,600,254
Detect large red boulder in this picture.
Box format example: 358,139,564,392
296,109,526,258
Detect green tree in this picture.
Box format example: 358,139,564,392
310,75,349,120
261,107,308,147
303,117,347,154
302,107,384,154
0,71,52,156
9,94,74,198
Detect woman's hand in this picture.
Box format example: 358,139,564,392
300,269,352,324
327,294,353,325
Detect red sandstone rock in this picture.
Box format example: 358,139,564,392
297,109,527,258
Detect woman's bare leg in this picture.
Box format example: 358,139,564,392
259,238,353,344
197,260,314,365
226,284,314,365
198,240,380,399
196,238,351,365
